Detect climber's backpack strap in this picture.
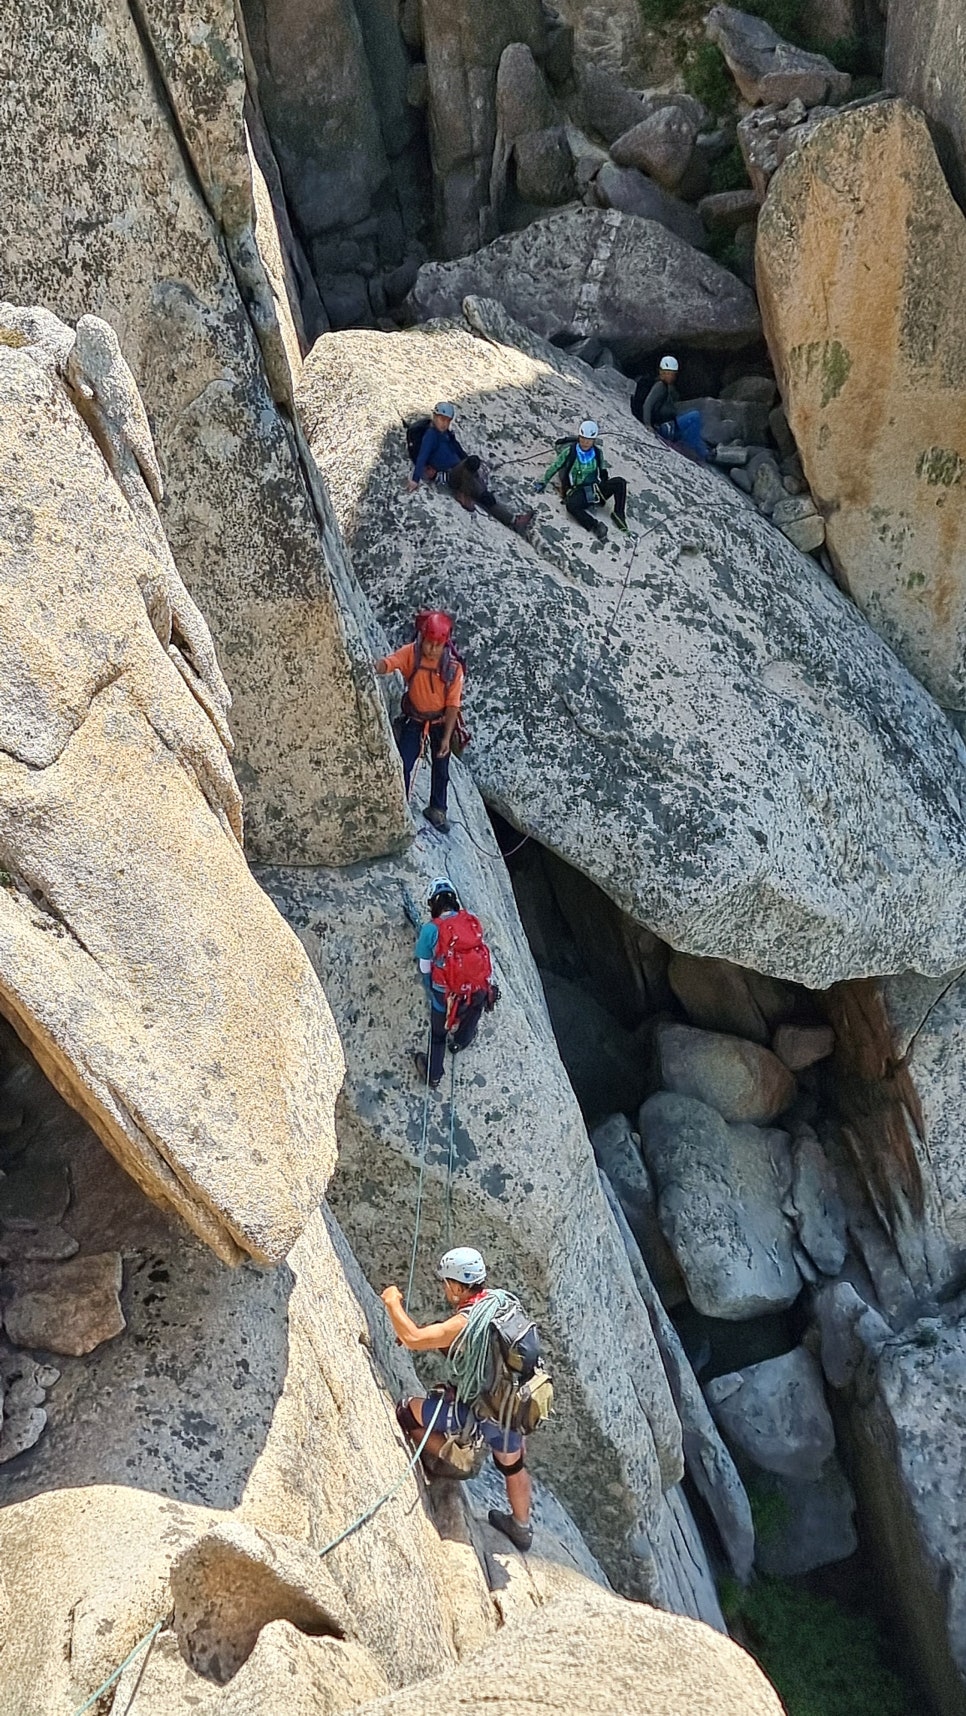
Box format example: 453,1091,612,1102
406,414,432,464
480,1297,554,1435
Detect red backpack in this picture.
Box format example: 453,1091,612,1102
432,911,493,1020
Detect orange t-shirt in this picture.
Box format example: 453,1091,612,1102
383,644,464,716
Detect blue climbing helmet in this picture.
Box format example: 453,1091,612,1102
428,876,460,915
438,1246,487,1286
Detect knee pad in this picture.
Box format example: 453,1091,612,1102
496,1450,526,1477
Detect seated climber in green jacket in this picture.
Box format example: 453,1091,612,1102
534,420,628,542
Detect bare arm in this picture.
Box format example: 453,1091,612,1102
381,1286,467,1352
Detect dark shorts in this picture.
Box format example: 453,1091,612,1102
415,1386,524,1457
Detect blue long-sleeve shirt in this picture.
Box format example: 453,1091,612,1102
412,423,468,483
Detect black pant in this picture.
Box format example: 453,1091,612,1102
446,459,516,528
429,992,487,1083
396,716,449,811
565,475,627,531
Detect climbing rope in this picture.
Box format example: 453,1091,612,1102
443,1052,457,1252
448,1288,516,1405
312,1394,444,1558
69,1615,169,1716
404,1016,435,1311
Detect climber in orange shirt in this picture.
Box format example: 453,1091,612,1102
375,610,464,832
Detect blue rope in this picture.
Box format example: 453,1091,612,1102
404,1017,434,1310
70,1616,167,1716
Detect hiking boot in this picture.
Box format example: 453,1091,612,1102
590,519,608,543
613,512,630,533
414,1051,441,1090
488,1509,533,1552
423,806,450,832
512,509,535,536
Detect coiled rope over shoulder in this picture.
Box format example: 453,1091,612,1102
448,1288,515,1405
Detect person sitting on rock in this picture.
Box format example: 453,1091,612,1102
631,355,708,462
382,1246,534,1552
409,402,533,536
534,420,628,542
375,610,464,832
413,876,496,1089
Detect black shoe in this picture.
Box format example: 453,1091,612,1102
423,806,450,832
414,1051,440,1090
591,519,608,542
488,1509,533,1552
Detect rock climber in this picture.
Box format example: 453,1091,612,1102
408,403,534,536
382,1246,534,1552
631,355,709,462
375,611,464,831
534,420,629,542
413,876,495,1088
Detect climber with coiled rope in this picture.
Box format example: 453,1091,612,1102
382,1245,553,1553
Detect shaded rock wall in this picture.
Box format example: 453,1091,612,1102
0,0,409,863
885,0,966,211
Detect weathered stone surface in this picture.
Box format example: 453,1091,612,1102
667,955,796,1044
595,163,707,248
773,1024,834,1070
0,324,342,1265
405,209,761,360
638,1093,801,1318
758,101,966,713
752,1460,858,1578
655,1024,797,1124
261,772,686,1602
4,1253,125,1357
0,1225,78,1264
611,108,698,191
883,971,966,1276
737,100,836,198
699,188,761,233
111,1623,391,1716
788,1129,847,1275
541,974,650,1120
300,303,966,989
592,1115,686,1306
707,5,851,107
886,0,966,210
514,127,575,204
353,1587,785,1715
573,63,648,145
0,0,409,864
706,1347,835,1480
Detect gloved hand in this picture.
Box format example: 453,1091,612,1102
533,480,545,493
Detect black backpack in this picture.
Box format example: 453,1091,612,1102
406,415,432,464
479,1298,554,1435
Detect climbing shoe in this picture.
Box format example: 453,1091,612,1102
591,519,608,543
423,806,450,832
488,1509,533,1552
513,509,535,536
613,513,630,533
414,1051,441,1090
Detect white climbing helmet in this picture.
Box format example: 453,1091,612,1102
428,875,459,907
579,419,599,438
659,355,679,372
438,1246,487,1286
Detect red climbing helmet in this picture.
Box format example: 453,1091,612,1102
416,609,453,645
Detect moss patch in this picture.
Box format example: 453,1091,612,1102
721,1576,910,1716
916,447,966,488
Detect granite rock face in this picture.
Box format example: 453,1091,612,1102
0,316,342,1265
885,0,966,210
298,302,966,987
707,5,851,107
0,0,409,864
260,764,688,1603
758,102,966,716
405,208,761,361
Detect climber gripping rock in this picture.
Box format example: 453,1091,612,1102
376,610,467,831
631,355,709,463
534,420,628,542
407,402,534,536
382,1246,553,1553
412,877,498,1088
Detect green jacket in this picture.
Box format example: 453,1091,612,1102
541,439,607,496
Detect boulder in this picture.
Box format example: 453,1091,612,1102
404,208,761,360
261,770,689,1602
886,0,966,210
595,163,708,250
610,108,698,191
495,42,556,142
788,1129,847,1275
0,1,410,864
706,1348,835,1480
707,5,851,107
757,101,966,715
638,1092,801,1318
573,63,647,146
667,954,797,1044
750,1460,858,1578
591,1115,686,1305
0,317,342,1266
654,1024,797,1124
737,100,836,198
299,301,966,989
773,1024,834,1070
4,1253,125,1357
514,127,575,205
699,188,761,232
353,1588,785,1716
